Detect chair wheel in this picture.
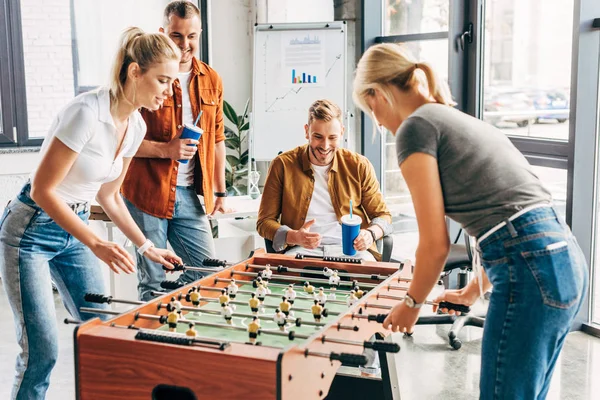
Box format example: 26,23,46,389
448,331,456,340
450,338,462,350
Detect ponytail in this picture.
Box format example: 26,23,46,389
108,27,180,109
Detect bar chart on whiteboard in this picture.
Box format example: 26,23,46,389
252,23,347,161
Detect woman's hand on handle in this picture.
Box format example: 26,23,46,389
144,247,182,270
382,301,421,334
91,240,136,274
433,287,479,316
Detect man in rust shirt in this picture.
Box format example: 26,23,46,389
257,100,392,261
122,1,229,300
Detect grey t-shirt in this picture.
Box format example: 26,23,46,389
396,103,552,238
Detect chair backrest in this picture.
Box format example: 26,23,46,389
264,238,277,253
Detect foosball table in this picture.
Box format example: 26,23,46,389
71,250,418,400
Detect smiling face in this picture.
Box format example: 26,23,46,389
162,14,201,72
304,118,344,166
132,60,179,110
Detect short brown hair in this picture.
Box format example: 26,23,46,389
163,1,201,26
307,99,343,126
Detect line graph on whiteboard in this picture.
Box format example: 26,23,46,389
260,33,343,113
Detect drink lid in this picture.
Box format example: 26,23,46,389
184,124,203,134
341,215,362,226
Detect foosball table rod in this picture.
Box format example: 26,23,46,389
195,283,348,306
80,306,308,341
213,278,352,296
245,263,392,281
228,270,379,289
148,290,340,317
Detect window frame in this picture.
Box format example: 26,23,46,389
0,0,32,147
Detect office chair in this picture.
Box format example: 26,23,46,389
415,230,485,350
264,234,394,262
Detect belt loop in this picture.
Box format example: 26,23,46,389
506,219,518,238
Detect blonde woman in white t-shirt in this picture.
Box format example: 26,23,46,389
0,27,183,400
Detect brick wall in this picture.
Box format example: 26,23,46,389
20,0,75,139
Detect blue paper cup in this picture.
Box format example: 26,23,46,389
178,124,203,164
341,215,362,256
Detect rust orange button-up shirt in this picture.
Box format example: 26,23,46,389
122,58,225,218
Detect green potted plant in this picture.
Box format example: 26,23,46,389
223,99,250,196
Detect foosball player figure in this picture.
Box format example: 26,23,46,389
303,281,315,295
346,290,358,307
328,271,340,299
221,303,234,325
249,293,260,315
256,281,267,303
189,287,201,308
218,289,230,307
315,287,327,306
323,266,333,277
168,296,182,313
273,308,287,331
354,286,364,299
167,309,179,332
260,264,273,281
185,323,197,337
227,279,239,299
263,279,272,294
284,284,297,305
311,300,324,323
279,296,292,317
248,316,260,345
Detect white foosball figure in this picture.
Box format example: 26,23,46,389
261,265,273,280
169,296,182,313
284,284,297,305
227,279,239,299
263,280,272,294
346,290,358,307
328,271,340,299
323,267,333,277
315,287,327,306
221,303,234,325
256,282,268,303
273,308,287,331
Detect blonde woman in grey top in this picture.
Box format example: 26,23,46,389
353,43,587,399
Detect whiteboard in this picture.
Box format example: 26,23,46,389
251,22,347,161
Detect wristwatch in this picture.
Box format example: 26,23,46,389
214,192,228,198
404,293,423,309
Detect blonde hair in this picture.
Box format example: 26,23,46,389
109,27,180,109
307,99,343,126
353,43,455,116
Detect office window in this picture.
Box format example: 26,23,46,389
0,0,205,146
384,0,449,36
481,0,573,142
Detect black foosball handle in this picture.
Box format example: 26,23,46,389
84,293,113,304
136,331,195,346
161,280,184,290
203,258,227,267
163,262,186,272
364,340,400,353
438,301,471,314
367,314,388,323
331,352,368,367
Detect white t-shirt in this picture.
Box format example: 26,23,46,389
177,71,196,187
305,163,342,245
32,88,146,204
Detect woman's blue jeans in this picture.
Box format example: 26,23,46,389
0,183,107,400
478,206,588,399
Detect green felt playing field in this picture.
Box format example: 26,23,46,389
157,282,356,347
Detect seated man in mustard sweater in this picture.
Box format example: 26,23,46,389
257,99,393,261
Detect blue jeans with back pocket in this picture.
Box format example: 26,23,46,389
477,206,588,399
0,182,108,400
